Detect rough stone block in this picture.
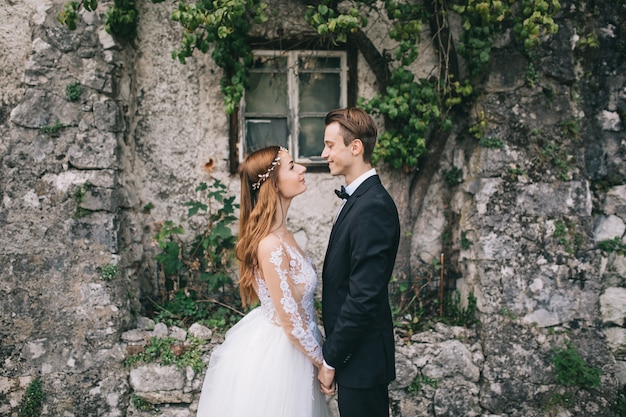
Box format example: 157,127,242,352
129,364,185,392
68,132,118,169
600,287,626,326
93,100,123,132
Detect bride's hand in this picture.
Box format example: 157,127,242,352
318,365,336,395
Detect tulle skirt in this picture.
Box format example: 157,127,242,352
196,307,331,417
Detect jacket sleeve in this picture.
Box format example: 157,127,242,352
258,239,324,368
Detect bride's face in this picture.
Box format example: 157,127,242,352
276,149,307,199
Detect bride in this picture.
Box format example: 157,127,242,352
196,146,331,417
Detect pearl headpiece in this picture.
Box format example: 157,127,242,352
251,147,287,191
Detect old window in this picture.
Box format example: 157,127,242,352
239,50,348,166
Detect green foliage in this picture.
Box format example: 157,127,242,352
454,0,560,75
74,182,91,204
132,395,158,412
505,166,525,180
453,0,510,76
598,237,626,256
170,0,268,113
19,378,45,417
65,81,83,101
615,386,626,417
514,0,560,49
460,231,472,250
443,166,463,187
125,336,207,372
73,182,93,217
58,0,558,174
577,32,600,49
469,110,487,139
57,0,142,39
539,142,571,181
74,207,93,218
525,62,539,87
153,178,241,328
407,374,438,394
105,0,139,39
142,202,155,213
442,291,479,328
57,0,99,30
499,306,517,319
40,120,71,136
552,219,583,254
559,119,580,139
305,0,363,44
361,72,430,171
551,342,601,389
355,0,445,171
543,391,573,411
362,70,470,171
479,137,504,149
100,264,118,281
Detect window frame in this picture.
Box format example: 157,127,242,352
238,49,349,167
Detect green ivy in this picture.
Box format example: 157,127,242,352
552,218,583,254
19,378,45,417
407,374,438,394
453,0,510,77
104,0,139,39
170,0,268,114
598,237,626,256
58,0,559,172
442,290,479,328
304,0,362,44
40,120,71,136
57,0,99,31
479,137,504,149
514,0,560,49
152,178,241,328
551,342,601,389
125,336,207,372
65,81,83,101
615,386,626,416
100,264,118,281
454,0,560,76
131,395,158,412
443,166,463,187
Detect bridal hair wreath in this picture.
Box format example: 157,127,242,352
251,147,287,191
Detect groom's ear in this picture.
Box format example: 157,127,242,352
350,138,364,157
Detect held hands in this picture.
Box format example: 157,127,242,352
317,365,336,395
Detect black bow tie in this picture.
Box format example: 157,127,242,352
334,186,349,199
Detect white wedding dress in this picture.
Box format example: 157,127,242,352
196,238,331,417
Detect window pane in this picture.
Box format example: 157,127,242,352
252,55,288,71
246,72,288,114
245,119,289,153
299,73,341,113
298,117,325,159
298,56,341,70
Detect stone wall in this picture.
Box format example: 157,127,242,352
1,1,625,416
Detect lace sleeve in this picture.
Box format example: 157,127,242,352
258,239,323,367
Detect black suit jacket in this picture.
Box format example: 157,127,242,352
321,175,400,389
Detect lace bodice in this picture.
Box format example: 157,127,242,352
255,238,324,367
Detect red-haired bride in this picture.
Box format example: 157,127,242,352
196,146,331,417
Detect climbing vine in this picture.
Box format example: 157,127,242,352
58,0,561,171
169,0,268,114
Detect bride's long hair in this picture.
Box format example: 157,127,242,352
236,146,282,306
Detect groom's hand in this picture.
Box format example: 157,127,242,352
318,365,335,395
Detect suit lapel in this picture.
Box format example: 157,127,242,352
329,175,381,242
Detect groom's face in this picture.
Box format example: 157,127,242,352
321,122,352,177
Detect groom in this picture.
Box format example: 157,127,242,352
318,107,400,417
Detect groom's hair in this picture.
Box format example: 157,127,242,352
325,107,377,164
